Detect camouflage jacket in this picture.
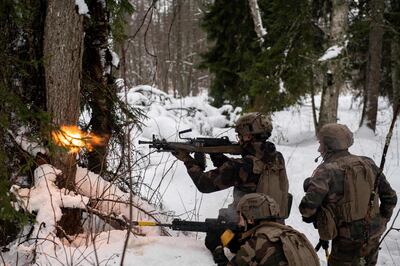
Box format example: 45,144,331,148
229,221,319,266
299,150,397,239
183,141,289,214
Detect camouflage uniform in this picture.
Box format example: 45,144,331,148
174,113,289,255
229,193,319,266
183,141,288,214
182,141,288,253
299,123,397,266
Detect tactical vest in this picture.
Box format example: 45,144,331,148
317,155,380,240
249,154,289,218
242,221,320,266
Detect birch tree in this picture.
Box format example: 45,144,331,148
318,0,349,131
248,0,266,46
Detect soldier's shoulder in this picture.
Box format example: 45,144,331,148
311,162,336,177
265,141,285,162
358,155,377,165
318,161,338,171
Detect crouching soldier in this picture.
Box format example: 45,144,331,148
172,113,290,262
221,193,320,266
299,123,397,265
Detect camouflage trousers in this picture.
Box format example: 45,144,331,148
328,236,380,266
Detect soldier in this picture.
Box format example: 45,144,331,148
173,112,290,263
299,123,397,266
224,193,320,266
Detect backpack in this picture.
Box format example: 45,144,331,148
252,222,320,266
335,155,379,222
317,155,380,240
249,153,289,218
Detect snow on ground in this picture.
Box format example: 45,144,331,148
4,86,400,265
130,87,400,265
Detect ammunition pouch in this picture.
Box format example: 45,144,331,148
316,206,337,241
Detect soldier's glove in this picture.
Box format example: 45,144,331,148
315,239,329,251
320,239,329,250
172,149,192,162
302,214,316,224
210,153,227,167
212,246,229,266
194,152,206,170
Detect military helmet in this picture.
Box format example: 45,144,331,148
235,112,272,138
237,193,280,220
318,123,354,151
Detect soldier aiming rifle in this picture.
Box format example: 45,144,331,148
133,194,319,266
168,112,291,263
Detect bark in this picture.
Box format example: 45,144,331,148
175,0,186,96
248,0,266,46
44,0,84,190
392,36,400,112
318,0,348,131
84,0,113,174
44,0,84,235
363,0,384,131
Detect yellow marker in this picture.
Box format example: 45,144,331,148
220,229,235,247
136,221,158,226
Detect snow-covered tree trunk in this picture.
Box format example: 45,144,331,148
318,0,348,131
44,0,84,236
248,0,266,46
363,0,384,131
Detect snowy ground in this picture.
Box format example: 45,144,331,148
3,86,400,265
132,87,400,266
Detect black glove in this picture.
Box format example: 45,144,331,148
194,152,206,170
212,246,228,265
210,153,227,167
315,239,329,251
302,214,316,224
227,232,243,254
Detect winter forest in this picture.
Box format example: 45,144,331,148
0,0,400,265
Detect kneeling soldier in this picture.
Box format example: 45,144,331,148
223,193,320,266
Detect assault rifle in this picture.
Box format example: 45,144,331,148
139,129,243,155
132,218,242,247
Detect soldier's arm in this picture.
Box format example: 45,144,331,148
183,157,251,193
229,235,286,266
363,157,398,219
377,173,397,219
299,167,330,218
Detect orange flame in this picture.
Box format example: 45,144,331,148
52,125,106,153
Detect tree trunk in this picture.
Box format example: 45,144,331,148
175,0,185,96
44,0,84,189
44,0,84,235
392,36,400,113
84,0,113,174
318,0,348,131
363,0,384,131
248,0,266,46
